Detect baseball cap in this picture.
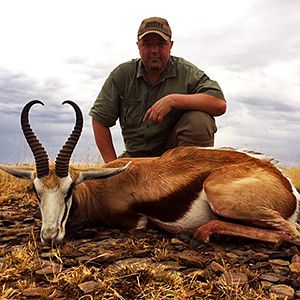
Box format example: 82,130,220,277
137,17,172,41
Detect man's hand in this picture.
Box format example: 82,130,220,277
143,95,172,124
143,93,226,124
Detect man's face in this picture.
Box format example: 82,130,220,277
138,33,173,73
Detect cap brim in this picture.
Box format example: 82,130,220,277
138,30,170,41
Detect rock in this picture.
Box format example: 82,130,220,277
289,262,300,273
77,255,92,263
35,262,62,275
272,266,290,275
210,261,225,273
219,271,249,291
254,261,271,269
115,257,153,267
292,254,300,263
268,259,290,266
78,280,98,294
260,280,273,289
251,252,269,260
22,287,52,297
60,243,82,258
270,284,294,299
174,250,206,268
225,252,239,260
259,273,285,283
231,249,252,256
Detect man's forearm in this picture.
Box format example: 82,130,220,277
143,93,227,124
92,118,117,163
169,93,226,116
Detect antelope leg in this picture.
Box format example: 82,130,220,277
194,220,292,244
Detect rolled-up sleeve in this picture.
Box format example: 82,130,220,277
188,68,225,100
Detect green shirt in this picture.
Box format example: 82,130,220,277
89,56,225,156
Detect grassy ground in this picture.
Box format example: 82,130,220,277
0,165,300,299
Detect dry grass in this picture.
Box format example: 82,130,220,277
0,242,275,299
284,167,300,190
1,164,300,299
0,166,33,205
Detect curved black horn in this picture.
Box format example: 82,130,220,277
21,100,49,178
55,101,83,178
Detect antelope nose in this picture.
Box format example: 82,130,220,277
41,227,59,245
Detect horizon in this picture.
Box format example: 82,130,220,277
1,0,299,166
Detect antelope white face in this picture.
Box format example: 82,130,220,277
0,162,130,246
33,175,74,246
0,98,130,247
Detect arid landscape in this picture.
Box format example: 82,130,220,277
1,165,300,299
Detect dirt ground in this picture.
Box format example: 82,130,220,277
1,172,300,299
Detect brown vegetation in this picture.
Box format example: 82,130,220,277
1,165,300,299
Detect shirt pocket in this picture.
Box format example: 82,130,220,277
120,96,143,126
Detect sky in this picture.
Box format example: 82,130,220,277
0,0,299,166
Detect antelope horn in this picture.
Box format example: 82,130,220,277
55,100,83,178
21,100,49,178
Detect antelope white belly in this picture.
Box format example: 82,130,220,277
289,186,300,223
148,190,217,234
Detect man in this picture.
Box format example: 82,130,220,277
90,17,226,163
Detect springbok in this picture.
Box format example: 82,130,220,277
0,100,299,247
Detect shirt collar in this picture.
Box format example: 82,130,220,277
137,56,177,80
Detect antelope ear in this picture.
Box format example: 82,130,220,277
0,164,34,180
76,162,131,184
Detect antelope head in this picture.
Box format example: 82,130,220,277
0,100,129,246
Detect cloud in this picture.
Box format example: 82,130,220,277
0,0,299,167
0,68,85,162
175,0,300,72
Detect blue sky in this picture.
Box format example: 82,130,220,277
0,0,299,166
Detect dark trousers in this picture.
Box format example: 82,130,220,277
121,111,216,158
164,111,216,149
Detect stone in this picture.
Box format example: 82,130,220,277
225,252,239,260
251,252,269,260
270,284,294,299
259,273,284,283
78,280,98,294
260,280,273,289
174,250,206,268
231,249,252,256
35,262,62,275
272,266,290,275
291,254,300,263
210,261,225,273
269,259,290,266
289,262,300,273
219,271,249,291
22,287,52,297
